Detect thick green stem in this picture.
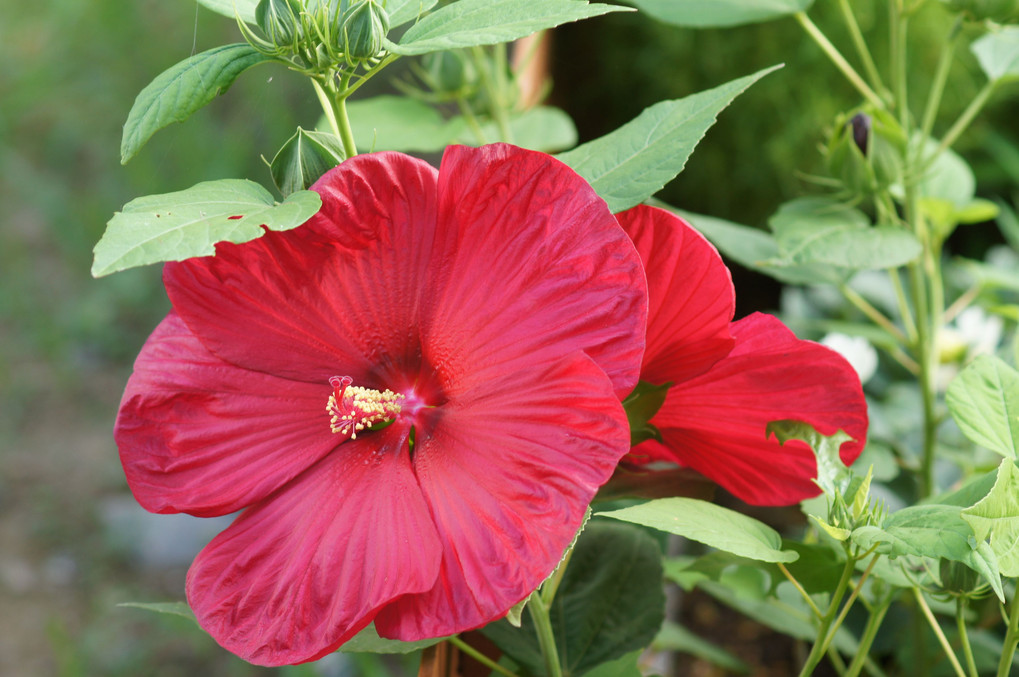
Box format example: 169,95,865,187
312,77,342,141
528,594,563,677
997,589,1019,677
794,12,884,109
334,72,358,158
844,595,893,677
836,0,889,101
447,636,518,677
798,554,857,677
914,588,967,677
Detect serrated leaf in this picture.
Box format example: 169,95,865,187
766,419,854,497
963,459,1019,577
391,0,627,55
118,601,197,623
482,522,665,677
852,505,976,561
121,44,272,163
627,0,814,27
339,623,446,653
196,0,259,23
972,26,1019,82
557,66,779,213
600,498,798,563
388,0,440,27
946,355,1019,459
92,179,321,276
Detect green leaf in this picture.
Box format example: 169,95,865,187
766,419,854,497
654,621,751,674
580,651,643,677
92,179,321,276
482,522,665,677
599,497,798,563
627,0,814,27
451,106,579,152
270,128,345,197
621,380,671,446
972,26,1019,82
339,623,446,653
391,0,627,55
963,459,1019,577
852,505,976,561
118,601,196,623
915,138,976,209
557,66,780,213
388,0,440,27
946,355,1019,459
121,44,272,164
196,0,259,23
768,197,921,270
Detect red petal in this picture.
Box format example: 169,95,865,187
115,312,338,516
164,152,441,383
187,425,441,666
374,354,629,639
618,205,735,385
645,313,868,506
424,144,647,399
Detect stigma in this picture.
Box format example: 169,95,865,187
326,375,405,439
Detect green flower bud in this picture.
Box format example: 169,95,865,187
342,0,390,65
827,106,906,197
938,558,984,597
256,0,304,48
420,49,479,97
942,0,1019,22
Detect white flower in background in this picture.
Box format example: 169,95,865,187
821,333,878,384
937,306,1005,390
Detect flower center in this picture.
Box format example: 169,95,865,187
326,375,405,439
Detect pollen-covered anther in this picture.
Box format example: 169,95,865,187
326,375,404,439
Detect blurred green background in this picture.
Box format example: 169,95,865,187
1,0,1015,675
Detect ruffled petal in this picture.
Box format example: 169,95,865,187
618,205,735,385
115,312,338,517
644,313,868,506
187,425,441,666
424,144,647,399
164,152,441,383
374,353,629,639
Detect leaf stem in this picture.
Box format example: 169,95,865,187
447,636,518,677
918,19,961,146
844,594,893,677
797,552,858,677
455,97,489,145
997,588,1019,677
836,0,889,101
934,80,997,157
840,283,907,345
528,593,563,677
794,12,884,109
778,561,823,619
955,598,978,677
913,587,967,677
312,77,342,141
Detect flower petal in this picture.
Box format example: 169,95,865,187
374,353,629,639
164,152,441,382
424,144,647,399
618,205,735,385
115,312,338,517
644,313,868,506
187,425,441,666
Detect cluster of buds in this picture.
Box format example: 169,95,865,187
241,0,390,73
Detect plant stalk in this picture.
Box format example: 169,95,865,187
794,12,884,109
997,589,1019,677
528,593,563,677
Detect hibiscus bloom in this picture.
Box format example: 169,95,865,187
617,205,868,506
114,144,648,665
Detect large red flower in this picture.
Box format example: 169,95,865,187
114,144,647,665
618,205,868,506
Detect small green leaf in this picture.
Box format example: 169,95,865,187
766,420,854,497
482,522,665,677
972,26,1019,82
580,651,644,677
121,44,272,163
388,0,441,27
270,128,345,197
392,0,627,55
915,138,976,209
946,355,1019,459
963,459,1019,577
600,497,798,563
196,0,259,23
557,66,780,213
93,179,321,276
118,601,196,623
627,0,814,27
852,505,976,561
339,623,446,653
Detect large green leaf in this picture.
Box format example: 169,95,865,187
946,355,1019,459
118,601,196,623
627,0,814,27
482,522,665,677
972,26,1019,83
852,505,976,561
93,179,321,276
557,66,779,213
388,0,440,27
963,459,1019,577
391,0,626,55
600,498,798,563
196,0,259,23
121,44,272,163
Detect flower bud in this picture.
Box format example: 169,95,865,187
420,49,479,97
342,0,390,65
942,0,1019,22
827,106,906,196
256,0,303,48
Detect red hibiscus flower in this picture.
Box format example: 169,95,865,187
114,144,648,666
617,205,868,506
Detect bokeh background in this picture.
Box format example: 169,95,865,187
2,1,1016,675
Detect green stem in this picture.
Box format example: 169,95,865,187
890,0,910,130
447,636,518,677
840,284,907,345
798,553,858,677
471,45,514,144
956,598,978,677
836,0,889,101
914,588,967,677
779,561,823,619
528,593,563,677
845,595,893,677
312,77,342,141
541,547,573,609
918,19,961,146
997,589,1019,677
794,12,885,109
455,98,489,145
334,72,358,158
935,80,997,156
817,550,881,660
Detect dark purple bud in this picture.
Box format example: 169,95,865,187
849,112,871,156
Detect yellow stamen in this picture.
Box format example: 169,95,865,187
326,376,404,439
